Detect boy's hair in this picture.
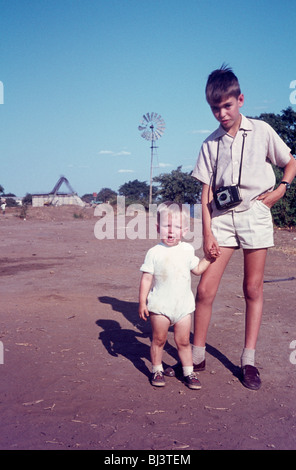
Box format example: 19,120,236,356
157,201,190,228
205,64,241,105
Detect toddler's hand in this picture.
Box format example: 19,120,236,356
139,303,150,321
209,246,221,258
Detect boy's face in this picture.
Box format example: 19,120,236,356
157,213,187,247
210,94,244,135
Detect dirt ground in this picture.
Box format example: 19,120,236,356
0,205,296,451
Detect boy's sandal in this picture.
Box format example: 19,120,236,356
193,359,206,372
241,365,261,390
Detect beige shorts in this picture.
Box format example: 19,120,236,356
211,200,274,249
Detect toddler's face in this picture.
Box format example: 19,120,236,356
157,213,187,247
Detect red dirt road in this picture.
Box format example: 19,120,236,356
0,206,296,450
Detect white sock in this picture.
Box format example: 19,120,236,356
192,345,206,364
152,364,163,373
241,348,255,367
183,366,193,377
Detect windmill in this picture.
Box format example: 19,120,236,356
138,112,165,204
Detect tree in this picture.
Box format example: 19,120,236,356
81,193,94,204
23,193,32,205
5,197,18,207
153,166,202,204
254,107,296,226
118,179,155,206
97,187,117,203
270,166,296,227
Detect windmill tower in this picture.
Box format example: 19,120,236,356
138,112,165,204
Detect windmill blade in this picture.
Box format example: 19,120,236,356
143,130,152,140
154,130,163,140
157,123,165,131
138,112,165,141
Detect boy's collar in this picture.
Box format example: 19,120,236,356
239,114,253,131
216,114,252,139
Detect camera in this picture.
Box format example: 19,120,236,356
214,184,242,210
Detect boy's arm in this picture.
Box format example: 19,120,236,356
258,154,296,207
139,272,153,321
201,183,221,259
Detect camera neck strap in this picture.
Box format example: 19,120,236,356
213,132,247,192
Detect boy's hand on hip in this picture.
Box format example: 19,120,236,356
257,185,286,208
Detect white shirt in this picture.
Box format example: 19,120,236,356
192,114,291,214
140,242,199,323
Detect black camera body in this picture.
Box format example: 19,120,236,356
214,184,242,210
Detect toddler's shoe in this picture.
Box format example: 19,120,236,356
184,372,201,390
151,370,165,387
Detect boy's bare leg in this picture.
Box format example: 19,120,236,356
242,248,267,350
193,247,235,349
239,248,267,390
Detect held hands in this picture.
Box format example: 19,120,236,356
204,233,221,260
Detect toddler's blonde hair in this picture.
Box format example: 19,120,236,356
157,201,190,228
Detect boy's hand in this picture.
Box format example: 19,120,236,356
204,233,221,259
257,185,286,208
139,302,150,321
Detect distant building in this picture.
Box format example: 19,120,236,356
32,176,85,207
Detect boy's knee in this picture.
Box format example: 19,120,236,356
196,283,216,304
243,281,263,301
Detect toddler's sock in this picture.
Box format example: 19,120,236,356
152,364,163,373
192,345,206,364
182,366,193,377
240,348,255,368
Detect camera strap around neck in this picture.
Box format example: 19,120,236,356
213,132,247,192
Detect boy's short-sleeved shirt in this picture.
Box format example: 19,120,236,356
140,241,199,321
192,114,291,214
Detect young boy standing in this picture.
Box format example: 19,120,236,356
191,65,296,390
139,202,212,389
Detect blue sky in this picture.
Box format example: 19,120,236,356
1,0,295,197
